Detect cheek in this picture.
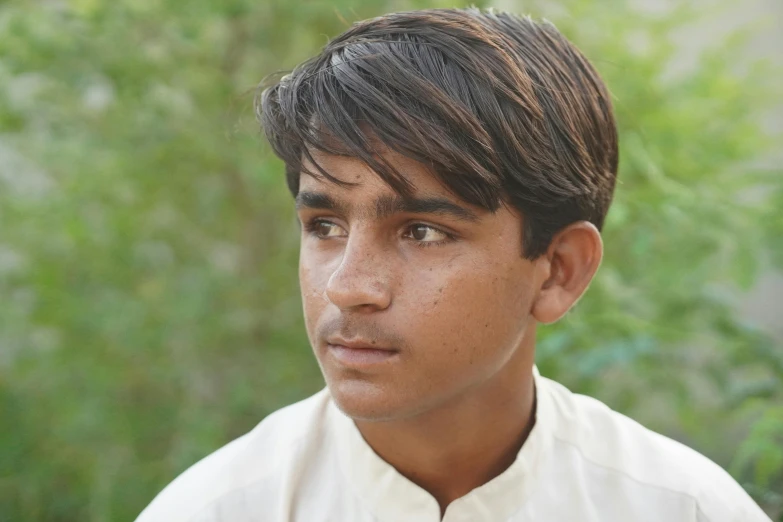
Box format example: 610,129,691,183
299,242,338,291
406,259,533,364
299,253,330,331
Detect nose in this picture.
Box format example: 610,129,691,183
325,235,392,312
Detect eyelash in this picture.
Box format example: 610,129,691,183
302,218,455,248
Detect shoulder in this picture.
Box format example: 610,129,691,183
538,376,770,522
134,388,332,522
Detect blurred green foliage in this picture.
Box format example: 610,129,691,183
0,0,780,520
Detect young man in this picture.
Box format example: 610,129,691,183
137,8,771,522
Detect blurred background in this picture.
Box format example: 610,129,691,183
0,0,781,520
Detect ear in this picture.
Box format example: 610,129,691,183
531,222,603,324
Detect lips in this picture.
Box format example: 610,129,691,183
326,338,399,368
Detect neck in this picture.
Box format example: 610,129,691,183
354,338,536,516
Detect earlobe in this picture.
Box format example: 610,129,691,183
531,288,568,324
530,222,603,324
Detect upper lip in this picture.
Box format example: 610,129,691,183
326,337,397,352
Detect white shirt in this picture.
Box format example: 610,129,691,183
136,369,771,522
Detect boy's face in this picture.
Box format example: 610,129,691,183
297,149,544,422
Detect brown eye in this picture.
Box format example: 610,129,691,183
315,222,332,237
311,220,346,238
406,224,448,243
410,225,429,241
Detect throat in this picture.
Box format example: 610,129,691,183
410,418,534,517
354,374,537,516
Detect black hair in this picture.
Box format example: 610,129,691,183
258,7,618,258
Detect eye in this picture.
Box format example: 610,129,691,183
307,219,347,239
405,224,449,243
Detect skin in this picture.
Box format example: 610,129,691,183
296,148,603,515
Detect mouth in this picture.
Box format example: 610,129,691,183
326,339,400,368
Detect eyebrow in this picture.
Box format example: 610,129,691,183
295,191,479,222
295,191,347,213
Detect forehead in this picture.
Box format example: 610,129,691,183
299,148,449,198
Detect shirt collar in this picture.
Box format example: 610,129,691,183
329,366,552,522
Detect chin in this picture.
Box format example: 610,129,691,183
326,377,416,422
